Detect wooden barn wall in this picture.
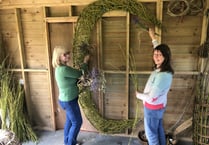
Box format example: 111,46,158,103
0,0,206,137
0,7,54,130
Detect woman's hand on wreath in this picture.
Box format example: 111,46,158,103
135,91,139,97
148,28,156,40
84,54,90,63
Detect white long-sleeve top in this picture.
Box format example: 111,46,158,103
136,69,173,110
152,39,159,48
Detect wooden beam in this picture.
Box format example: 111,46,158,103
103,11,127,17
43,6,56,130
125,12,131,135
0,0,172,10
126,12,130,120
97,19,104,116
69,5,72,16
0,0,94,9
104,70,199,75
173,117,192,135
15,8,33,120
156,0,162,43
8,68,48,72
45,16,78,23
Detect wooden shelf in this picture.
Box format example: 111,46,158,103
8,68,48,72
104,70,199,75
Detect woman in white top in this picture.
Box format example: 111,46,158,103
136,28,174,145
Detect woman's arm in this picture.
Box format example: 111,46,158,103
149,28,159,49
63,66,83,79
136,73,172,102
80,54,90,73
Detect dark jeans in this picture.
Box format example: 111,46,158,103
59,97,82,145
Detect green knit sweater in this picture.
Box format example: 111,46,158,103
55,63,88,101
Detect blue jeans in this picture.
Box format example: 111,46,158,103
144,107,166,145
59,98,82,145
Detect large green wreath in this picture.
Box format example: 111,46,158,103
73,0,162,134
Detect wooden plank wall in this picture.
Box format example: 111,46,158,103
0,0,207,137
20,8,47,69
0,7,54,130
0,9,21,66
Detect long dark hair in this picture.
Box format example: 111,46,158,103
154,44,174,74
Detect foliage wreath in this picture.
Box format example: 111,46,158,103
73,0,162,134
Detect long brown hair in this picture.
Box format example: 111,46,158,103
154,44,174,74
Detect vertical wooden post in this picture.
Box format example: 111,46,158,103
97,19,104,116
43,7,56,130
15,8,32,119
126,12,130,121
156,0,163,43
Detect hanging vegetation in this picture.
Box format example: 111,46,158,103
73,0,162,67
73,0,162,133
0,59,38,142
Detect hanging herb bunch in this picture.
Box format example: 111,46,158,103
89,67,106,93
73,0,162,133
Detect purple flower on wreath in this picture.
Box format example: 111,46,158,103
90,67,106,93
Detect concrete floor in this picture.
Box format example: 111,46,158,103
22,129,193,145
22,130,141,145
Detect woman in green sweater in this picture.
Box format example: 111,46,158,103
52,46,89,145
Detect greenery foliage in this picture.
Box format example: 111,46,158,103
79,90,134,133
0,60,37,142
73,0,162,67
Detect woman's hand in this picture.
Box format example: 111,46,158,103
148,28,156,40
136,91,144,101
135,91,139,98
84,54,90,63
